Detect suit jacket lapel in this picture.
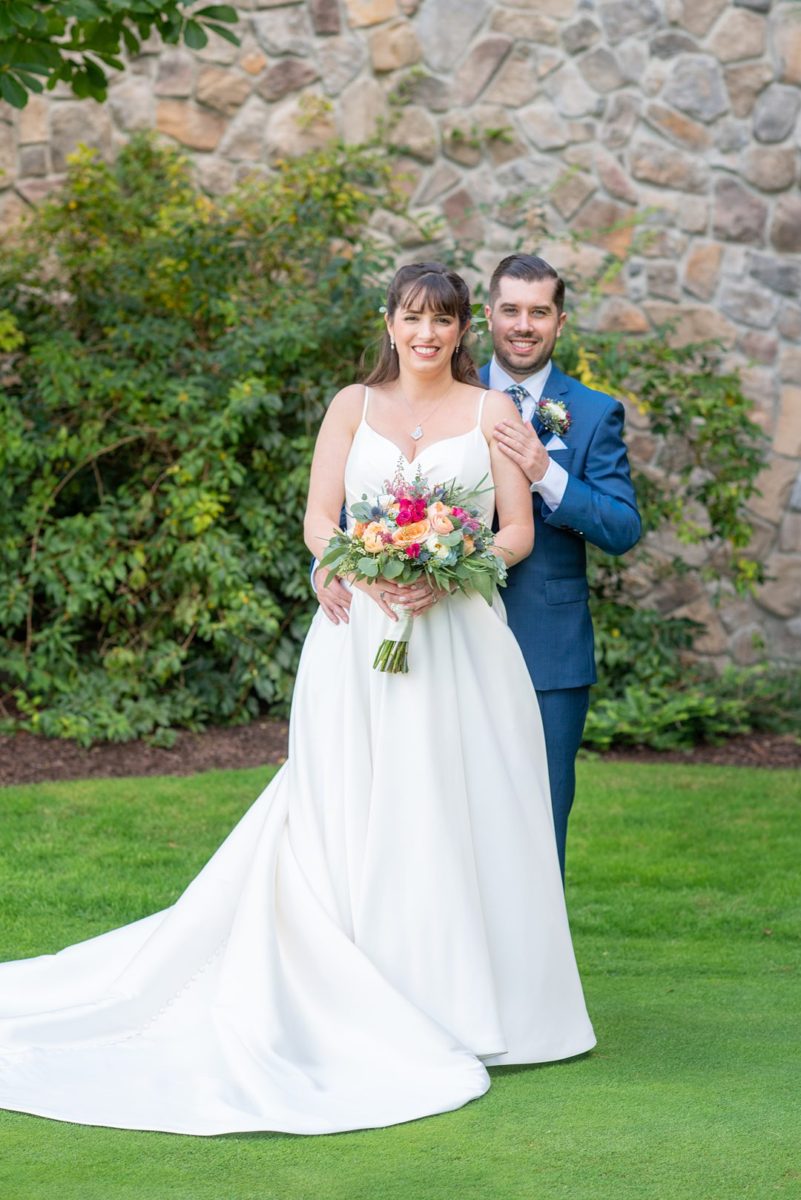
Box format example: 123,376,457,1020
545,363,571,398
480,359,569,438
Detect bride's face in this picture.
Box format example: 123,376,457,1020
387,298,464,374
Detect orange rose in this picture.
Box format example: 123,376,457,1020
363,521,390,553
427,501,454,534
392,518,431,545
353,521,368,538
462,534,475,556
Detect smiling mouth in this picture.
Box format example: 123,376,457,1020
509,339,537,352
412,345,439,357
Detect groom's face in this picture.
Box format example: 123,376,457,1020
485,276,567,380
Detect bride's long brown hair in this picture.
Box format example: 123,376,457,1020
362,262,480,387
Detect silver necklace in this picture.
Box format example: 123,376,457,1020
404,391,451,441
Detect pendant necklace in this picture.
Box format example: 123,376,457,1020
404,390,451,441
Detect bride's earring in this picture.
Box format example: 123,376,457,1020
390,336,396,352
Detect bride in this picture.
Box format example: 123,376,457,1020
0,262,595,1136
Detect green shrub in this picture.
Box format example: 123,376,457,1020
558,329,776,749
0,135,401,743
583,666,801,752
555,329,767,595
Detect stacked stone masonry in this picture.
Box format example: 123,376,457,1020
1,0,800,667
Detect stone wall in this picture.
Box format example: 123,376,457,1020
1,0,800,667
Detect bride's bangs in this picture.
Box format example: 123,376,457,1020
399,273,462,320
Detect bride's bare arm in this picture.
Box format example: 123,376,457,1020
304,384,363,561
483,391,535,567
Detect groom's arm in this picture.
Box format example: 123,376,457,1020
542,400,641,556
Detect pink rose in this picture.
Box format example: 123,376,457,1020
405,543,421,559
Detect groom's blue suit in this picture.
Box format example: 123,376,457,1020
479,360,641,876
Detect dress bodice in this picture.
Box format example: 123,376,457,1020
344,388,494,527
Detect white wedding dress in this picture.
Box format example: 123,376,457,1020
0,389,595,1136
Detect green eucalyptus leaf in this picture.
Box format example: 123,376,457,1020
381,557,404,580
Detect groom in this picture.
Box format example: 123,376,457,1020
482,253,641,877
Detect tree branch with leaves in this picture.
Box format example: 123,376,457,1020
0,1,239,108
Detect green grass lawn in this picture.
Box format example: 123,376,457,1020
0,760,799,1200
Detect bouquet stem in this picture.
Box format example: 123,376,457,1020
373,639,409,672
373,604,414,673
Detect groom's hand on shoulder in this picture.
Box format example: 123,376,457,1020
315,568,352,625
494,416,550,485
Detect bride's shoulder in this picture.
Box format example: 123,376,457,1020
480,388,519,423
323,383,367,430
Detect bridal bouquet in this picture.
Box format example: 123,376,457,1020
319,466,507,673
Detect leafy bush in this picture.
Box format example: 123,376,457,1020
555,328,767,594
0,135,400,744
584,665,801,751
582,598,801,751
557,328,775,749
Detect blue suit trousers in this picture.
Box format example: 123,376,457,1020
536,686,591,883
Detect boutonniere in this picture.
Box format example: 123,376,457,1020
536,398,571,436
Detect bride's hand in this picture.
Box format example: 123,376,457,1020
353,576,445,619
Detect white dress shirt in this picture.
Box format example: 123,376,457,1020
488,357,569,512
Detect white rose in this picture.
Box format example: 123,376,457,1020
425,533,450,559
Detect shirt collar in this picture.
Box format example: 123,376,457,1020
489,357,552,402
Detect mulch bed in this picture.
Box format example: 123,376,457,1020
598,733,801,771
0,722,798,788
0,722,290,788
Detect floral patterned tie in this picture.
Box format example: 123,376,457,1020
505,383,529,417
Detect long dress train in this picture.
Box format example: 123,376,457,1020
0,389,595,1135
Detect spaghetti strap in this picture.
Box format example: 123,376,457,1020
362,385,370,420
476,389,488,427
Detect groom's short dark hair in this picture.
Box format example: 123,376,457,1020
489,254,565,314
